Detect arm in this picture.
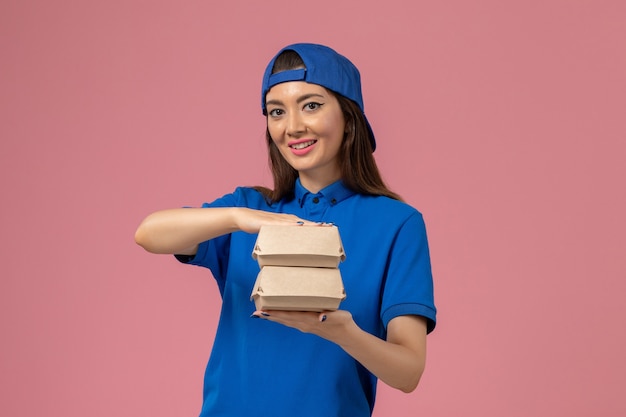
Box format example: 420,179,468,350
337,314,427,393
135,207,316,255
255,310,427,393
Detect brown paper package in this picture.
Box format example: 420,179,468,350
250,225,347,311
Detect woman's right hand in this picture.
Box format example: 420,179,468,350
233,208,318,234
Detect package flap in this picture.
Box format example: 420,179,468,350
250,266,346,311
252,225,346,268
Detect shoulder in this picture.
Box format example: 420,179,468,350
358,194,424,222
232,187,270,206
348,195,429,242
201,187,271,209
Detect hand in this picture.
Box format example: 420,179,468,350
251,309,355,344
234,208,325,234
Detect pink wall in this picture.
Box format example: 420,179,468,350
2,1,625,416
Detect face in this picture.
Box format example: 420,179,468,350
265,81,345,191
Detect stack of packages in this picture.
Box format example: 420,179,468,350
250,225,347,311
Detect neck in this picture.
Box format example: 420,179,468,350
298,171,341,194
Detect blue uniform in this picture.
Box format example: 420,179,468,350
180,179,436,417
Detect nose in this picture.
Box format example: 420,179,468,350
286,111,306,137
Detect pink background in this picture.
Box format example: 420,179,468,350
2,1,625,416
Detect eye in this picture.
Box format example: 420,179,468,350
268,108,284,117
303,102,323,111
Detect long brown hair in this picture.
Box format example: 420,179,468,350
253,50,402,203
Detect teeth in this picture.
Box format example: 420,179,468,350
291,140,316,150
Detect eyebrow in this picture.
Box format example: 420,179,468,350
265,93,326,107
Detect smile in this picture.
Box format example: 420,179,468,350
289,140,317,150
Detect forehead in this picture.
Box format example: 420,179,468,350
265,81,332,102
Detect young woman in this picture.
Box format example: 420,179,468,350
135,43,436,417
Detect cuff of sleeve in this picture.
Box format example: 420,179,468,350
381,303,437,334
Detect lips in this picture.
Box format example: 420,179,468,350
289,139,317,150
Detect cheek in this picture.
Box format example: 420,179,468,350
323,113,346,141
267,119,285,142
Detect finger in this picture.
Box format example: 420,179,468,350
299,221,334,227
250,310,271,319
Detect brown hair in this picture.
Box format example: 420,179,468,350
253,50,402,203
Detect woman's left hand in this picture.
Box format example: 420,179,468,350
251,309,355,344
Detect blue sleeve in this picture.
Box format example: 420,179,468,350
380,211,437,333
174,188,252,296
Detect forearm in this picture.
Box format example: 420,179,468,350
335,317,427,393
134,208,238,254
255,310,428,392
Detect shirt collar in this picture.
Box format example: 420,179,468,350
295,178,355,207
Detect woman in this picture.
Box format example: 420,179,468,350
135,43,436,417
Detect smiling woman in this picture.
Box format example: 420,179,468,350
265,81,345,190
134,43,437,417
257,46,400,203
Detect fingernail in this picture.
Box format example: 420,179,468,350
321,315,327,322
250,314,260,319
296,221,304,225
261,312,271,317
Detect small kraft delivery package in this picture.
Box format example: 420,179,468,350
250,225,347,312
